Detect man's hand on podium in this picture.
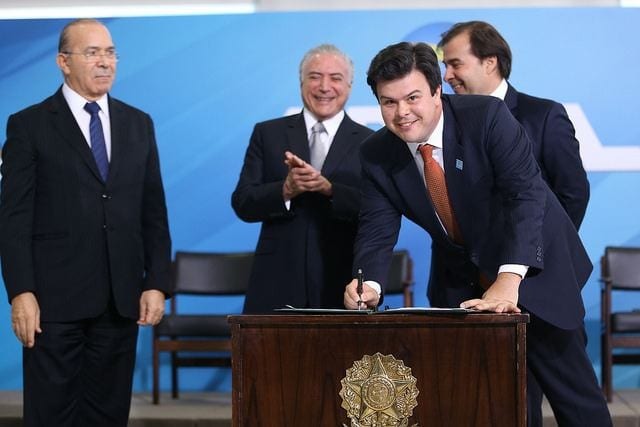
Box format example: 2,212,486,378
344,278,380,310
460,272,522,313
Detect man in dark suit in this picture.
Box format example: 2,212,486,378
438,21,592,426
0,19,171,426
439,20,589,230
232,44,373,313
344,42,610,426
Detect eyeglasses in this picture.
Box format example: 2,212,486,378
62,49,119,63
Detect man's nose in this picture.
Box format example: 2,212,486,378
95,55,110,67
318,76,331,91
443,66,454,82
397,101,410,117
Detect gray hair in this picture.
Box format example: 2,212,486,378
299,44,354,84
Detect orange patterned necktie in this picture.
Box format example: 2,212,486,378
419,144,462,243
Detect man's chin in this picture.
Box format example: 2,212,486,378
393,129,423,144
449,84,465,94
310,107,339,121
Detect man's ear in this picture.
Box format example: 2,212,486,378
483,55,499,75
56,53,69,74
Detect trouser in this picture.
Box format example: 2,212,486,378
23,301,138,427
526,313,611,427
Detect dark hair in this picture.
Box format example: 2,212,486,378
366,42,441,99
58,18,103,53
438,21,512,79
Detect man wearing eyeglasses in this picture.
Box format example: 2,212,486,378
0,18,171,427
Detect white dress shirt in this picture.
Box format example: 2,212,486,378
490,78,509,100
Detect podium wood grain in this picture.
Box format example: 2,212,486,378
230,313,528,427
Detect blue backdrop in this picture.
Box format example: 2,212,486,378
1,7,639,393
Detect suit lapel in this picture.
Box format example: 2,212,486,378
107,96,125,186
322,114,357,177
442,98,468,243
286,113,310,162
49,89,104,183
504,83,520,120
381,130,446,237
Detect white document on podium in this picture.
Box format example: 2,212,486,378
273,305,372,314
378,307,478,314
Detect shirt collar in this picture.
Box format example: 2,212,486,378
405,109,445,154
303,109,345,139
62,83,109,115
489,78,509,100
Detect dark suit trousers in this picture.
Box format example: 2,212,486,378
526,313,611,427
428,268,611,426
23,301,138,427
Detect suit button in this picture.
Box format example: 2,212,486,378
101,193,112,199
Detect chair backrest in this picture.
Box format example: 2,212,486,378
602,246,640,290
385,250,414,306
172,251,254,295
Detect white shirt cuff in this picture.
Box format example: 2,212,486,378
498,264,529,279
365,280,382,296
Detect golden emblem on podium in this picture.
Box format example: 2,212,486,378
340,352,419,427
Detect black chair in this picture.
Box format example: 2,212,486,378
385,250,415,307
152,251,253,404
600,246,640,402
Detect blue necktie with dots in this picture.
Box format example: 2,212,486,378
84,102,109,181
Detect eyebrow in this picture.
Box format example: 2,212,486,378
307,71,345,77
379,89,422,102
83,45,115,51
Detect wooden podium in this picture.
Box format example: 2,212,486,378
229,312,528,426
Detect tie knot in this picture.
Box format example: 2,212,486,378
418,144,434,161
312,122,326,134
84,102,101,115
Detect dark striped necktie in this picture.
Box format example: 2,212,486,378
84,102,109,181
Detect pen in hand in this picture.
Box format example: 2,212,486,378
356,268,363,310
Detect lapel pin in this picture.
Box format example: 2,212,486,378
456,159,463,170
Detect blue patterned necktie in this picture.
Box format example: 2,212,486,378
84,102,109,181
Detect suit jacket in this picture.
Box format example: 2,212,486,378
232,112,373,313
504,83,589,229
354,95,592,329
0,87,172,322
